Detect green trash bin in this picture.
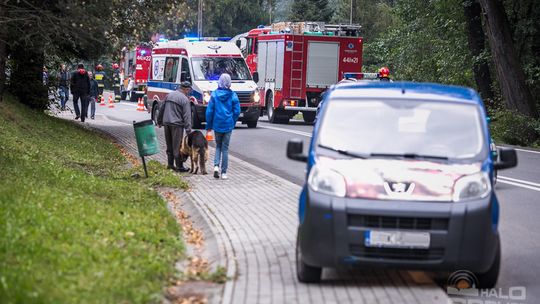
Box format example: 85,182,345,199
133,120,159,177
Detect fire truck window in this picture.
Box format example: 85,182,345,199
164,57,179,83
180,58,191,83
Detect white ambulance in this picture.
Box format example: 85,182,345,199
146,38,262,129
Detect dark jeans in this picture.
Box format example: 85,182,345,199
72,93,87,118
164,125,185,168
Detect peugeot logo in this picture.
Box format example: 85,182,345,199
384,181,415,195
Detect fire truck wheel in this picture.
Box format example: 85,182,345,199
266,94,277,123
191,106,203,129
302,112,316,124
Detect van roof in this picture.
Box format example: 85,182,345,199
330,81,482,105
153,39,242,57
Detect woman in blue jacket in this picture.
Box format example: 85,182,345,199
206,73,240,180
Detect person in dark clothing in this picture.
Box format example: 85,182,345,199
87,71,99,120
70,63,91,122
157,81,192,172
58,64,70,111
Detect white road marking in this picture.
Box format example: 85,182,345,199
497,145,540,155
498,179,540,192
259,125,312,137
498,176,540,188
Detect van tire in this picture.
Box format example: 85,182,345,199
192,106,203,129
475,238,500,289
296,235,322,283
247,120,258,128
151,101,160,125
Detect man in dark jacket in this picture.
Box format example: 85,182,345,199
58,64,70,110
70,63,91,122
88,71,99,120
157,81,192,172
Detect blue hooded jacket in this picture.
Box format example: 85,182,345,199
205,88,240,133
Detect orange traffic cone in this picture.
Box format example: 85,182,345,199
99,95,106,106
108,95,115,108
136,98,145,111
205,130,214,141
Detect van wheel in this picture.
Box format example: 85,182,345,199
475,238,500,289
152,102,160,125
192,106,203,129
303,112,316,124
296,235,322,283
247,120,258,128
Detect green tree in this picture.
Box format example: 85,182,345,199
289,0,332,22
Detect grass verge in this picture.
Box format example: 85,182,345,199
0,95,186,303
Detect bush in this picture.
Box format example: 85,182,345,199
490,110,540,146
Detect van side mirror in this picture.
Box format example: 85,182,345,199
236,40,242,48
287,139,307,162
494,147,517,170
252,72,259,83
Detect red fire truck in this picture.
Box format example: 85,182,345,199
235,23,363,124
120,44,152,102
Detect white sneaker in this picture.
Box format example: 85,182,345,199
213,166,219,179
221,173,228,180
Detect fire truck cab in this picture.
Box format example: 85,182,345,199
235,23,363,124
120,44,152,102
146,38,261,129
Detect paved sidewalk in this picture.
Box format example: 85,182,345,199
54,108,450,304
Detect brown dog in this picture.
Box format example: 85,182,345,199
180,130,209,175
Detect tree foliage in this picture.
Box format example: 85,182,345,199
289,0,332,22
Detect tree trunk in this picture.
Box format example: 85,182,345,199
463,0,494,102
478,0,538,118
0,0,7,102
10,42,48,109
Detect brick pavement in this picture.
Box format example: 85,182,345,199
54,100,450,304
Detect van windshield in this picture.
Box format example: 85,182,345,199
318,99,486,160
191,57,252,81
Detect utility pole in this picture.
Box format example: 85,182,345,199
350,0,357,24
198,0,203,38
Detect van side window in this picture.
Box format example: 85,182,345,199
180,58,191,83
164,57,179,83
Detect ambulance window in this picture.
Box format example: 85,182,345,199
180,58,191,83
164,57,179,83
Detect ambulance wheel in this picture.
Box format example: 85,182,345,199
247,120,258,128
475,237,500,289
191,106,203,129
303,112,316,124
151,102,160,125
296,235,321,283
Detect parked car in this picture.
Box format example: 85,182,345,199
287,81,518,288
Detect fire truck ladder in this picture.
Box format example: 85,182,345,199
290,37,304,100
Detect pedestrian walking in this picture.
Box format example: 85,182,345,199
156,81,192,172
206,73,240,180
70,63,91,122
87,71,99,120
58,64,70,110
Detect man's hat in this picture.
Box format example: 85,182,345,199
180,81,192,88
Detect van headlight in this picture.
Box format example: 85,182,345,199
308,164,346,197
252,90,261,104
452,172,491,202
203,91,211,103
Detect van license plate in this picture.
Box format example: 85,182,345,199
365,230,430,249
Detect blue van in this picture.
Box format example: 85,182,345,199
287,82,518,287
